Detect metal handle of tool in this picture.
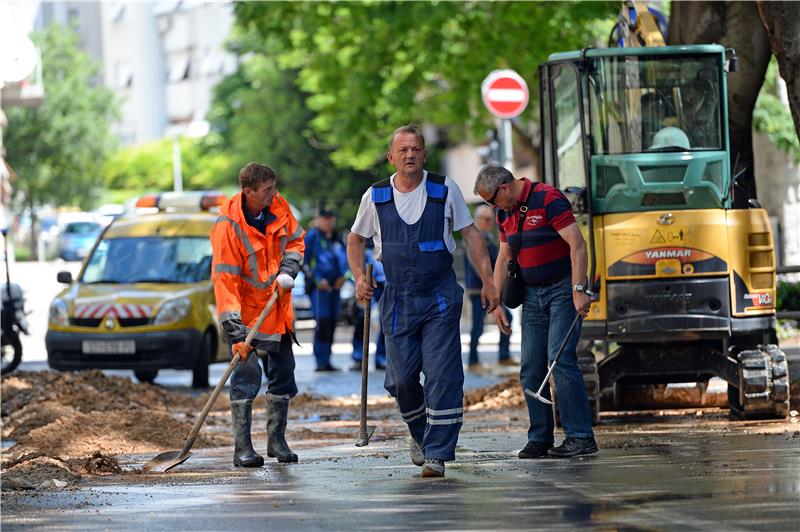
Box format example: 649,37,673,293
524,313,582,403
358,264,373,435
180,288,281,454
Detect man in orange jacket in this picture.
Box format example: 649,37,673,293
211,163,305,467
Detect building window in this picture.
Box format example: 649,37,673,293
168,54,191,82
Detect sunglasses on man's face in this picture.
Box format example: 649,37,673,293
484,183,504,206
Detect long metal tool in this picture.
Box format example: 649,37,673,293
355,264,376,447
143,289,281,472
524,314,582,405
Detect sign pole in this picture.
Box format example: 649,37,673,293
502,118,513,172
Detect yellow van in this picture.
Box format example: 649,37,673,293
45,192,230,388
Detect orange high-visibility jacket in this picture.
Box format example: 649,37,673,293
211,192,305,345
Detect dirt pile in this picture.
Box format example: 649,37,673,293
464,376,524,410
1,371,227,490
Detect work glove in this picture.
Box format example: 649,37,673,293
221,318,247,344
232,341,253,359
276,273,295,289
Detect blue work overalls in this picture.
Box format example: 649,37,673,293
305,227,345,368
372,173,465,462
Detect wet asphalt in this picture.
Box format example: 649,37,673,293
3,421,799,530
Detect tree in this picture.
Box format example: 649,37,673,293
233,1,616,171
669,1,772,201
208,29,387,219
756,2,800,145
670,1,800,198
5,24,119,224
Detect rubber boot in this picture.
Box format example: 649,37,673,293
231,400,264,467
266,394,298,463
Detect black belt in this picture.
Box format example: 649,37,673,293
527,274,569,288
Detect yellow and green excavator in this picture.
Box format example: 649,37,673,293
539,1,789,420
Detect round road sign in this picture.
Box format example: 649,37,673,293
481,69,529,119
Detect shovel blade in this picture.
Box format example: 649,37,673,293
524,387,553,405
355,425,376,447
142,450,193,473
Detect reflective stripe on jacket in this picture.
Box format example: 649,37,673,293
211,192,305,339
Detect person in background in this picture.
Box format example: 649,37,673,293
303,209,346,371
464,204,517,372
350,241,387,371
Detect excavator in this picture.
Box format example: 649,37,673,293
540,1,790,420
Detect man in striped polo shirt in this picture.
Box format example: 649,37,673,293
474,163,597,458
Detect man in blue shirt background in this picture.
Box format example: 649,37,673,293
303,209,346,371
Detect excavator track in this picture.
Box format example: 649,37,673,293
729,344,790,419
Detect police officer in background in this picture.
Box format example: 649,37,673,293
304,208,346,371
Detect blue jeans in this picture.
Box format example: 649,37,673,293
468,294,511,365
520,277,594,444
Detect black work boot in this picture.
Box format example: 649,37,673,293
231,400,264,467
548,437,598,458
266,394,298,463
518,441,552,459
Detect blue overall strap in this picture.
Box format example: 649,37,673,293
371,178,393,204
418,173,448,252
425,173,448,204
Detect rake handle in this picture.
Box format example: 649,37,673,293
181,289,281,454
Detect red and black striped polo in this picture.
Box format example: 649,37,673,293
497,178,575,286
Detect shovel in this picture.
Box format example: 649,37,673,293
524,314,582,405
143,289,281,472
355,264,376,447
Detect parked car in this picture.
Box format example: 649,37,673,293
46,192,230,388
58,220,104,261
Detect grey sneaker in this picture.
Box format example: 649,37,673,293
420,459,445,478
410,438,424,466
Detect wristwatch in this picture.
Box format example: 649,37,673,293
573,284,595,297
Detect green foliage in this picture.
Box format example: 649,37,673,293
101,136,234,195
777,280,800,311
233,1,616,170
208,29,386,208
753,59,800,163
4,24,119,211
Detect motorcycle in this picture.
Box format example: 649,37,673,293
2,227,29,374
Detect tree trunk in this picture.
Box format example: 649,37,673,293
669,1,772,201
757,2,800,143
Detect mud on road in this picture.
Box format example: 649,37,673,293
1,369,798,493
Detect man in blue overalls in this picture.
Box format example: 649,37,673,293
304,209,346,371
347,124,499,478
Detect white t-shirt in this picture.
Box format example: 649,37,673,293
350,171,474,260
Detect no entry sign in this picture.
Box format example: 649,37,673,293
481,69,529,119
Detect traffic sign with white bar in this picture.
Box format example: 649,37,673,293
481,69,529,119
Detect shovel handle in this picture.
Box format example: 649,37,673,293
358,265,373,434
181,289,281,454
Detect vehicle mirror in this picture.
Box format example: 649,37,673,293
56,271,73,284
563,187,588,214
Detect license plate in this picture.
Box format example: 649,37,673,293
82,340,136,354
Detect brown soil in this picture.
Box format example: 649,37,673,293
2,456,81,489
1,371,227,490
464,376,524,410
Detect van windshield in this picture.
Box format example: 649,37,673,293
82,236,212,284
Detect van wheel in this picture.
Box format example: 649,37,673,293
134,369,158,384
192,331,213,389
